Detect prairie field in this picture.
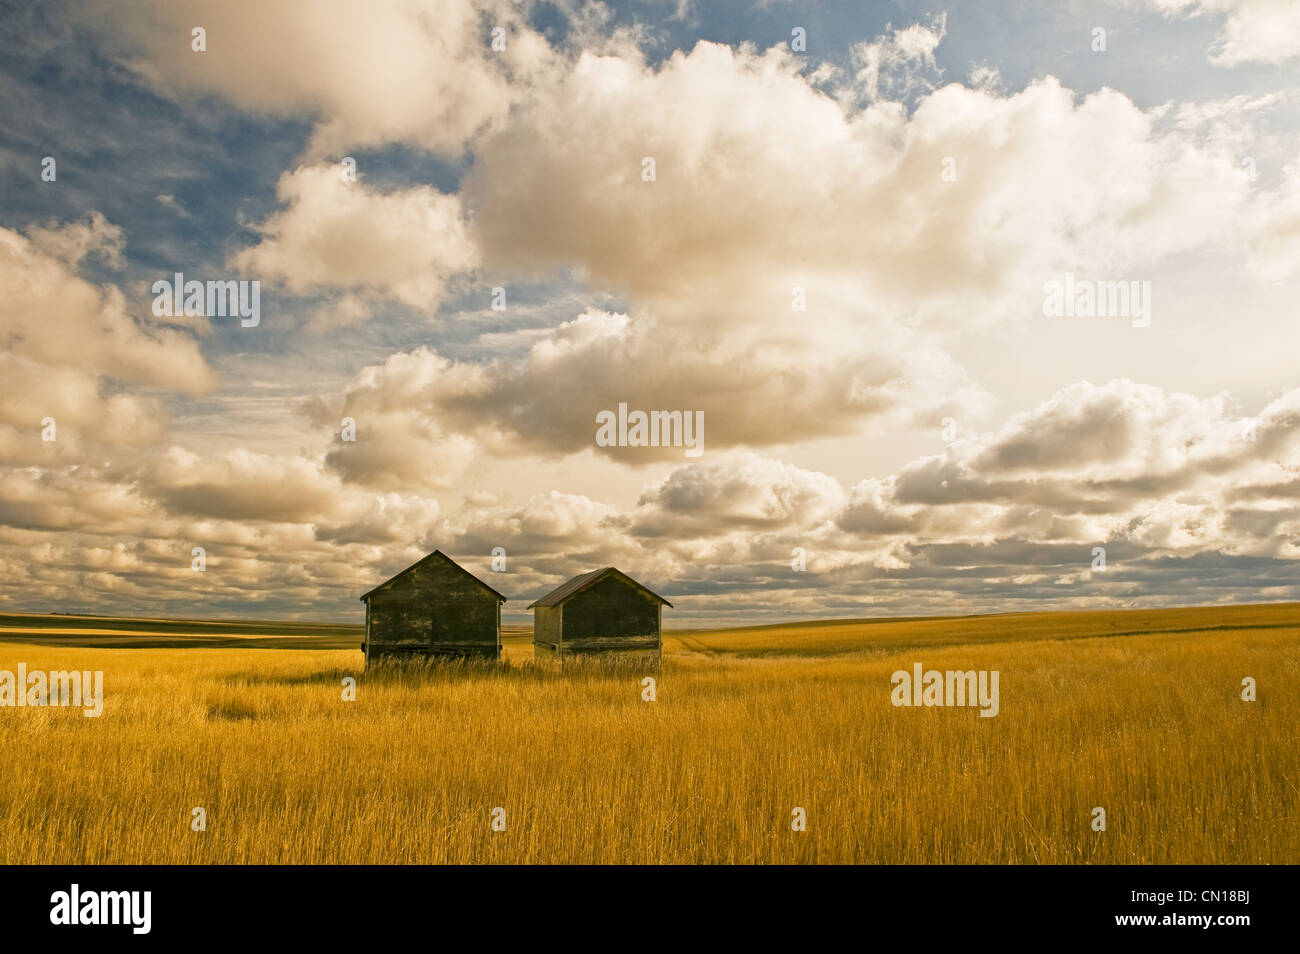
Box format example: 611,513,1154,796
0,603,1296,864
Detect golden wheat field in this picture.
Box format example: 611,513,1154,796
0,603,1296,864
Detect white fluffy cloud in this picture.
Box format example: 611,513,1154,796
467,39,1293,342
847,14,947,103
98,0,558,156
632,452,848,537
1150,0,1300,66
233,164,479,315
0,218,215,468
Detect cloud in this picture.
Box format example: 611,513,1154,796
313,310,977,479
0,467,161,535
145,447,350,523
6,11,1300,622
577,376,1297,614
887,379,1299,540
310,347,487,492
453,490,622,552
155,194,193,219
969,380,1239,478
1149,0,1300,66
314,493,442,546
232,164,479,313
0,220,214,392
632,452,847,537
1,371,1296,620
0,219,216,467
467,39,1281,335
295,38,1300,477
847,14,947,103
24,211,124,269
1243,158,1300,282
96,0,558,157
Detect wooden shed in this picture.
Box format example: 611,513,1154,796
528,567,671,665
359,551,506,668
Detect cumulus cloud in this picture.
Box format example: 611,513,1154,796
969,380,1241,478
467,39,1287,335
24,211,125,269
1149,0,1300,66
96,0,558,157
5,10,1300,621
0,219,215,468
0,221,214,393
310,309,978,483
293,34,1300,481
846,14,947,103
452,490,622,552
313,493,443,546
632,452,848,537
885,379,1300,547
232,164,479,314
2,371,1297,620
308,347,488,492
619,380,1300,615
145,447,351,523
574,378,1297,615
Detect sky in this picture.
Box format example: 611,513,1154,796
1,0,1298,624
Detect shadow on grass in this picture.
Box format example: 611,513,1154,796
220,668,361,688
360,655,662,686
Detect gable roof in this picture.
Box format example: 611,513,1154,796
359,550,508,603
526,567,673,609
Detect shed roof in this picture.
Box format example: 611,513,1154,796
526,567,673,609
359,550,508,603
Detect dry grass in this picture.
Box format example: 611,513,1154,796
0,603,1295,864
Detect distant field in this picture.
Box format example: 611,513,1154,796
9,602,1294,655
0,602,1295,863
0,612,363,649
669,602,1300,656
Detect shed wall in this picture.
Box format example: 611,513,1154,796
557,576,660,654
533,604,562,653
366,556,500,660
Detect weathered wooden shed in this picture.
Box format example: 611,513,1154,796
528,567,671,664
359,551,506,668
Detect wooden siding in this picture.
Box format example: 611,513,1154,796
533,604,562,652
535,575,661,663
560,575,659,642
365,554,500,662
